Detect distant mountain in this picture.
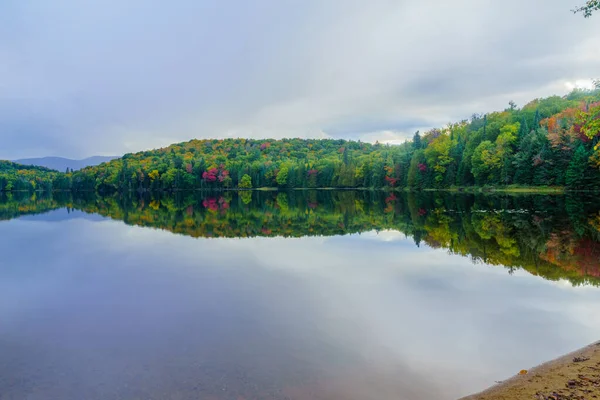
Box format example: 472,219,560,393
20,208,106,222
13,156,119,172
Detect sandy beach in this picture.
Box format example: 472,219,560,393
460,342,600,400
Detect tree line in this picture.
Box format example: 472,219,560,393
1,86,599,193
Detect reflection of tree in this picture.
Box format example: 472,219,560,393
239,191,252,205
3,190,600,286
471,213,520,257
0,191,79,220
0,192,61,220
276,192,289,212
566,195,589,237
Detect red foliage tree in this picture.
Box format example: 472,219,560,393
385,176,398,186
202,165,229,183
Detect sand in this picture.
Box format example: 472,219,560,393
460,342,600,400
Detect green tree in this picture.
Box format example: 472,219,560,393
407,150,426,189
412,131,422,150
424,135,453,186
566,145,589,188
276,165,289,187
239,174,252,189
471,141,501,184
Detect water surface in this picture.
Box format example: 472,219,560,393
1,191,599,400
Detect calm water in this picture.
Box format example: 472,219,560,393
1,191,600,400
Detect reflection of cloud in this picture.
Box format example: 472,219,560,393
358,229,408,242
2,217,600,399
217,232,600,395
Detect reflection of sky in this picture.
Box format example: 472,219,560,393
1,214,599,400
18,208,105,222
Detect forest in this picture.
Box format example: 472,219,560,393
1,86,599,192
3,190,600,286
0,161,60,192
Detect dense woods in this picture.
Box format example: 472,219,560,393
2,87,600,192
0,161,60,192
3,190,600,286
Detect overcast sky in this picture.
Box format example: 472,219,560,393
1,0,599,159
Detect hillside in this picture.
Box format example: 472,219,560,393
14,156,118,172
0,161,59,192
1,87,599,193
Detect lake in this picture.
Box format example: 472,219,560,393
1,190,599,400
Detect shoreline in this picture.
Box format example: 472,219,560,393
3,186,600,195
460,341,600,400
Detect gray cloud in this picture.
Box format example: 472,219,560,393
0,0,599,158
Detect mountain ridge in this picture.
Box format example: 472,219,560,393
13,156,119,172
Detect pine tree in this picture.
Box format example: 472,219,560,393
519,116,529,138
501,154,513,185
412,131,422,150
566,144,589,188
533,110,541,129
533,145,553,185
483,115,488,139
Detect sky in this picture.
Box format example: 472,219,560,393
1,0,599,159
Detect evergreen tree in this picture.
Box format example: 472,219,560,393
533,110,541,129
519,116,529,138
533,145,554,186
566,144,589,188
412,131,422,150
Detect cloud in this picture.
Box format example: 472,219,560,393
0,0,599,158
